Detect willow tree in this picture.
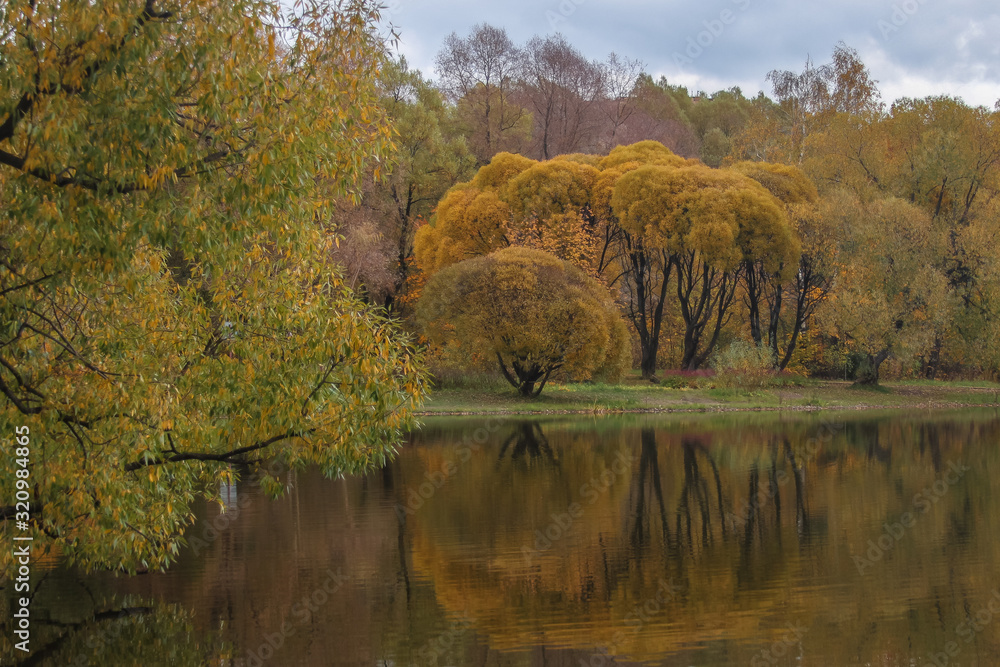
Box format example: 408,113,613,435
826,194,951,385
0,0,426,573
612,164,796,370
731,161,824,369
413,151,612,276
417,248,629,396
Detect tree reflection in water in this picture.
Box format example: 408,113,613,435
26,410,1000,667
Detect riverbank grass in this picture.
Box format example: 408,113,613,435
419,373,1000,415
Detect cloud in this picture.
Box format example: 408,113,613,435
387,0,1000,107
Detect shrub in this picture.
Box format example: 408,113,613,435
711,341,776,390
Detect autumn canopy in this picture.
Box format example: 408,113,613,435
0,0,426,572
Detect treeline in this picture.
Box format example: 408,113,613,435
334,23,1000,385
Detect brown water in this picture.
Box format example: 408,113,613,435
17,410,1000,666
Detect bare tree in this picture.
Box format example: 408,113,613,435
435,24,527,164
766,56,832,164
600,52,644,149
521,34,605,159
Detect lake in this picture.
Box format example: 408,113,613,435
20,410,1000,666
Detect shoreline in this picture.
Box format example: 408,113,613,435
416,379,1000,417
417,402,1000,417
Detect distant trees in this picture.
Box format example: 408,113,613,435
521,35,605,159
435,24,530,163
329,57,475,311
430,24,764,166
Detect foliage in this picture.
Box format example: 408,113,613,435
0,0,427,573
414,152,608,277
328,57,476,310
611,162,798,370
710,341,776,390
416,247,630,396
0,596,227,665
823,193,952,384
700,128,731,168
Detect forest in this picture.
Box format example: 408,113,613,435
337,24,1000,393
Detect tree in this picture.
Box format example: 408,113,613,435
0,0,427,573
615,75,700,157
763,43,880,166
612,164,796,370
599,52,644,150
730,161,819,369
825,194,951,384
412,178,518,275
520,34,604,160
435,23,529,164
329,57,475,312
416,248,629,396
413,152,611,277
728,93,786,163
593,142,690,380
701,128,731,168
688,87,751,139
807,96,1000,376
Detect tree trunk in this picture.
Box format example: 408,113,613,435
496,353,556,397
767,284,782,364
640,346,659,383
854,349,890,386
924,336,942,379
619,235,670,383
744,260,763,346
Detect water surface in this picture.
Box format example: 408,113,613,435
22,410,1000,666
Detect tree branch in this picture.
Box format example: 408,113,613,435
124,429,311,472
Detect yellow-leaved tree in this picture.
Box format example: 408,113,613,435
0,0,427,573
611,163,798,370
416,248,630,397
824,193,952,384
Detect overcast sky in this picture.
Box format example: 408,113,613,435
381,0,1000,108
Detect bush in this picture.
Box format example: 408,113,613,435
659,369,714,389
711,341,776,390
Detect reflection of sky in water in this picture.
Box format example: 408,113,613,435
219,479,238,512
20,410,1000,667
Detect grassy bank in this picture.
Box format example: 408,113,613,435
418,373,1000,415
